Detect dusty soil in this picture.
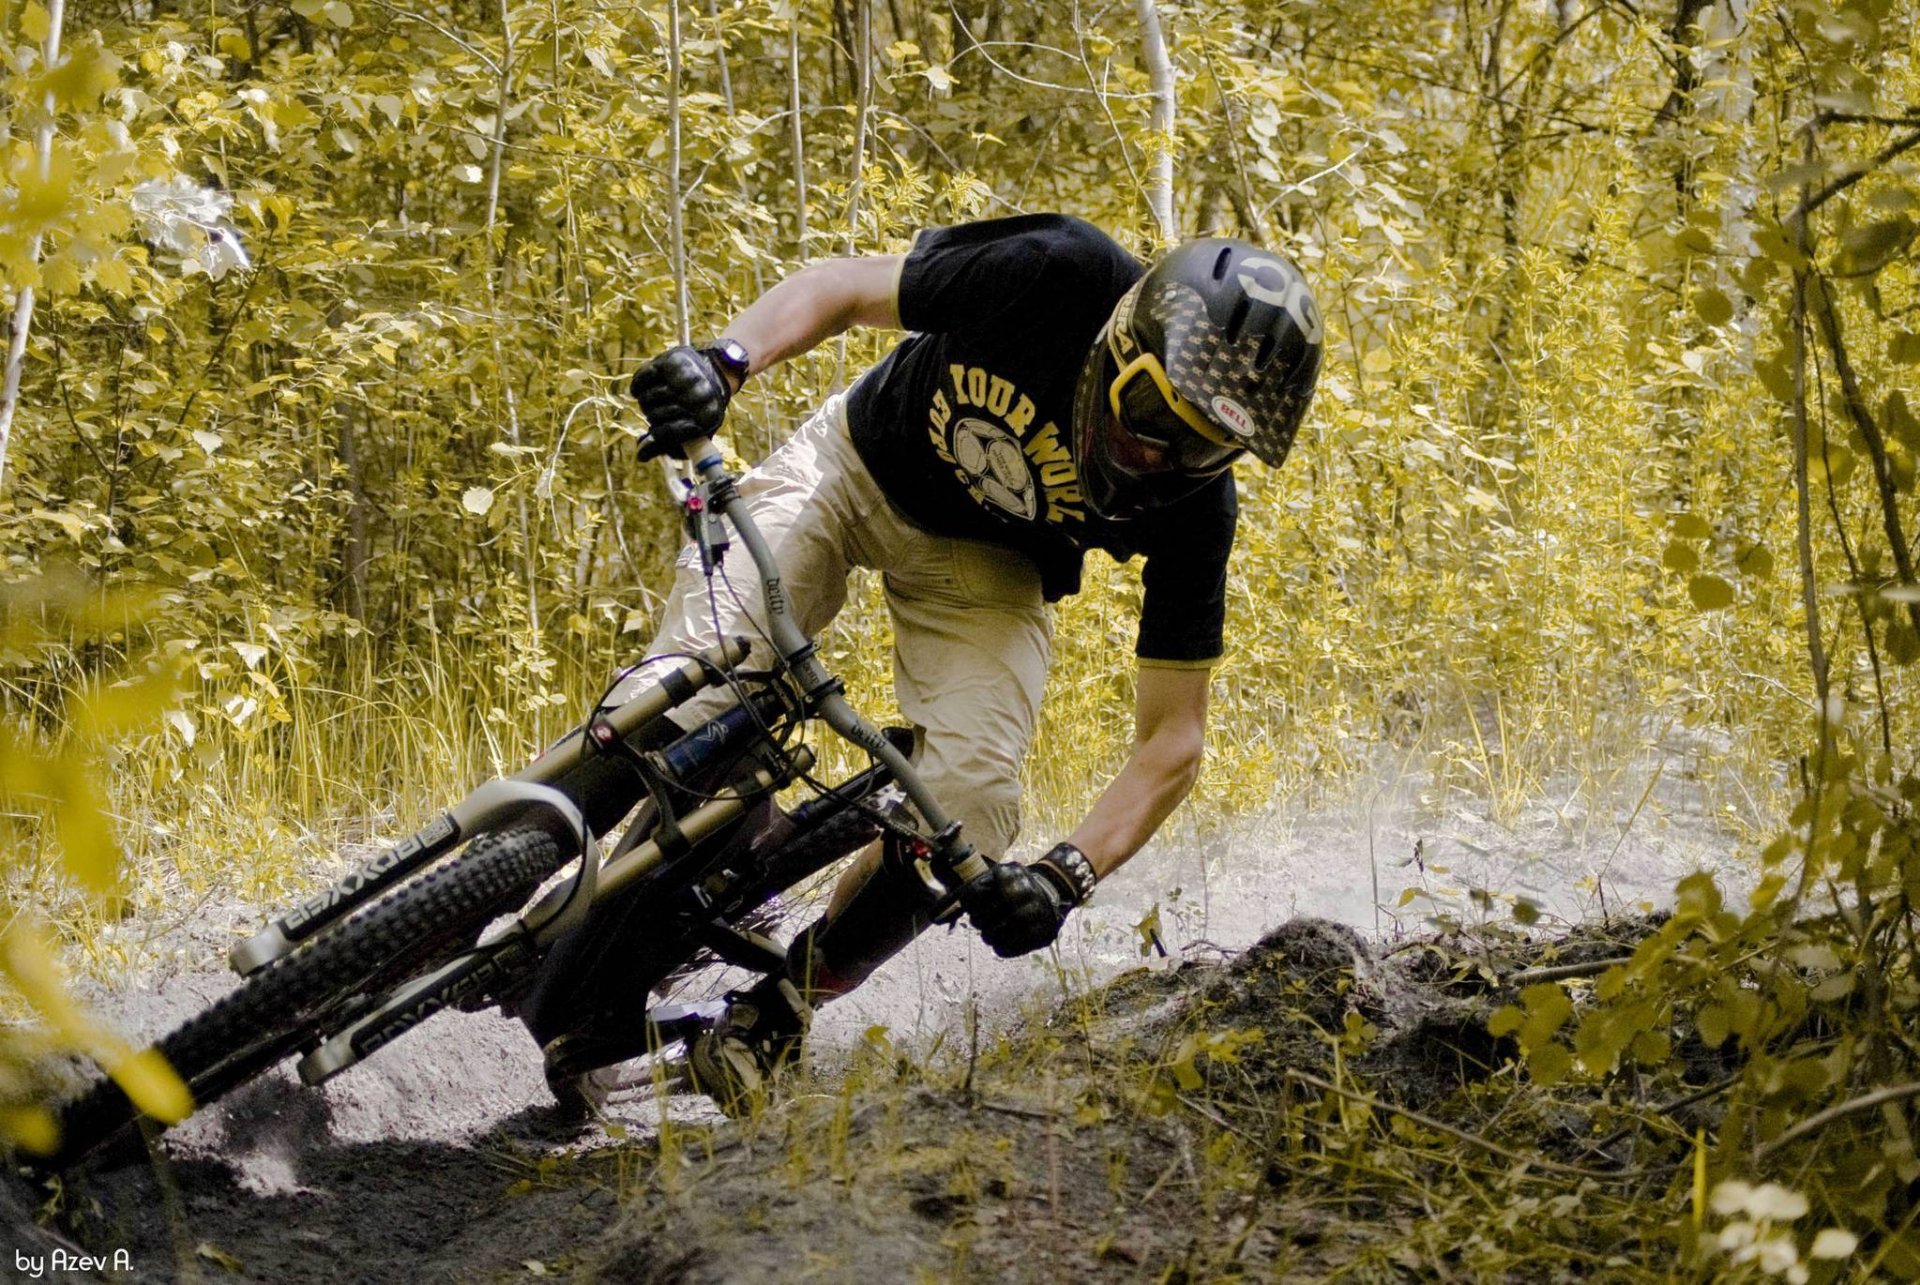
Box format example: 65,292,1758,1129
6,909,1681,1283
2,761,1745,1282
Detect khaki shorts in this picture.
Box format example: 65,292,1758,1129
617,396,1050,859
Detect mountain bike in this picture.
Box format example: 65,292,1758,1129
41,432,993,1169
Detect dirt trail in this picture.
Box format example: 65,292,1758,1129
9,773,1748,1282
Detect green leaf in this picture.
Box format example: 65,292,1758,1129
1694,288,1733,327
1887,623,1920,666
1891,333,1920,366
1674,226,1713,256
1697,1003,1730,1048
1675,872,1722,920
1662,541,1701,574
1527,1043,1572,1085
1688,574,1734,610
1735,543,1774,577
1671,512,1712,540
1836,217,1916,276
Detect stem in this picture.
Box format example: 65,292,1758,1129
0,0,68,497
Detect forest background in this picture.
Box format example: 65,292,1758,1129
2,0,1919,1273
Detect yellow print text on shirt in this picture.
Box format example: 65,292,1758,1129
925,364,1084,526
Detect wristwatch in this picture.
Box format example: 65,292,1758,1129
706,338,751,383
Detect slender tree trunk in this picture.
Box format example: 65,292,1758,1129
789,18,809,253
835,0,871,387
667,0,690,345
484,0,539,633
337,402,369,623
1135,0,1176,242
0,0,67,495
705,0,734,113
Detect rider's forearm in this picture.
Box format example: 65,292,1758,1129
720,257,903,384
1064,733,1203,879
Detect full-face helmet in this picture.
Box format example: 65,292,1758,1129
1072,238,1323,517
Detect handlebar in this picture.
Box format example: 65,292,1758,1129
669,436,991,889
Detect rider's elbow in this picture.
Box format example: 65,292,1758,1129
792,256,903,332
1143,728,1204,796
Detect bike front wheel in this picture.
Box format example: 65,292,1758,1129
46,825,566,1169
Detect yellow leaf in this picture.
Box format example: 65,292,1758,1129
30,507,87,541
195,1242,244,1272
9,144,76,232
54,758,120,892
93,252,132,295
40,250,81,295
73,667,178,738
0,920,119,1060
0,1105,59,1155
0,233,39,289
39,44,121,112
20,1,51,42
110,1047,192,1124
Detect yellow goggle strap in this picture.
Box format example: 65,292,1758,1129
1106,352,1240,449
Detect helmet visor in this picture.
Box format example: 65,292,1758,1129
1106,353,1243,477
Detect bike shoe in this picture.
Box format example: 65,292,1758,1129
546,1062,623,1120
684,983,809,1119
542,1029,645,1119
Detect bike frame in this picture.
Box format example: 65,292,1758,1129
226,434,988,1088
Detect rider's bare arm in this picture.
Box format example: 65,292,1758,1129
1065,664,1208,878
719,256,905,384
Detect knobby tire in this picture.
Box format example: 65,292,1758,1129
48,826,565,1169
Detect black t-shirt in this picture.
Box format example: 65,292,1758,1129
844,214,1237,665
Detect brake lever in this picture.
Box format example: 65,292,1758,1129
681,479,731,572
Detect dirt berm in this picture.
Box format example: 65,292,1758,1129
9,915,1669,1282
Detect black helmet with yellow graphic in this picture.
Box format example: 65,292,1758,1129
1072,237,1323,517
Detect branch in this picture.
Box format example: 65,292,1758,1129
1792,129,1920,223
1756,1081,1920,1159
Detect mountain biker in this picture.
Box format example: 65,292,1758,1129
525,213,1323,1115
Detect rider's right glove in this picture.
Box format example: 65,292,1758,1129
630,345,734,461
960,843,1098,958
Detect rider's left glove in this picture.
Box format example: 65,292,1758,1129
630,345,734,462
961,842,1098,958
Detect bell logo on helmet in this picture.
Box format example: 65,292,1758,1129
1235,255,1324,344
1211,395,1255,439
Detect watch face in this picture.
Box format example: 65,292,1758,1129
714,339,750,375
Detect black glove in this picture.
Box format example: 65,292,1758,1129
960,843,1098,958
630,345,733,462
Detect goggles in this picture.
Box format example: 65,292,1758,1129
1103,351,1244,478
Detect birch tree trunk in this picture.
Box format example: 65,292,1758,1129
1135,0,1176,243
0,0,68,495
